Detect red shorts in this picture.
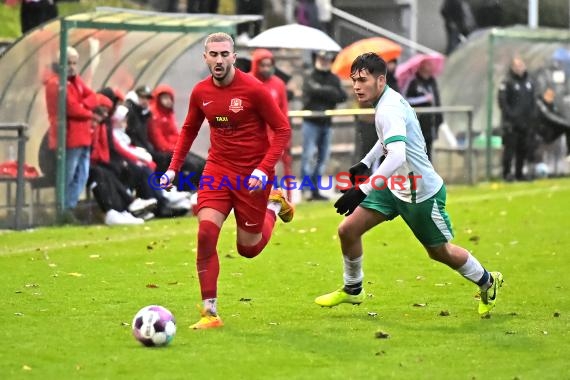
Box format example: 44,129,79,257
195,165,274,233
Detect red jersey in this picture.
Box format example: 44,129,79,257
169,69,291,176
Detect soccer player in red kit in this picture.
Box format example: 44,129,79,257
161,32,294,329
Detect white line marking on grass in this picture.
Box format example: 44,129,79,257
0,228,194,257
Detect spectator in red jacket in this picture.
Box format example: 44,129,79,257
148,84,179,170
44,46,101,223
250,48,293,200
148,84,206,190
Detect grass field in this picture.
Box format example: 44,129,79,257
1,179,569,379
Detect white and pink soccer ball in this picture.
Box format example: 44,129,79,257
132,305,176,347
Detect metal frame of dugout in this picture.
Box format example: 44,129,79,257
0,123,28,230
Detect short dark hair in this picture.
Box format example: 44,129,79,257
350,52,387,78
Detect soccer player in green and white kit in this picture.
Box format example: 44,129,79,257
315,53,503,316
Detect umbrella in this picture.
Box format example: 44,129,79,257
395,53,446,91
331,37,402,79
247,24,341,52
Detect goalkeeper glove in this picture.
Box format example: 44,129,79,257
334,187,367,216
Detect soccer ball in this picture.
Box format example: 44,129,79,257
132,305,176,347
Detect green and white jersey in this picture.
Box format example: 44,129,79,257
373,86,443,203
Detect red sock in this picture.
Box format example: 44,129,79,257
197,220,221,300
237,210,276,258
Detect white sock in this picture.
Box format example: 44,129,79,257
457,254,489,288
267,201,281,215
343,255,363,285
204,298,217,315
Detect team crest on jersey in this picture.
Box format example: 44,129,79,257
229,98,243,113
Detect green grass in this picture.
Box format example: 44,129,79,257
1,179,570,379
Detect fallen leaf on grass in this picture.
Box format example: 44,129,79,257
22,365,32,371
375,350,386,356
468,235,480,243
14,312,24,316
146,284,159,288
505,331,516,335
553,312,561,317
167,281,179,285
413,303,427,307
25,283,39,288
268,322,279,326
368,312,378,317
439,310,450,316
89,254,100,259
68,272,83,277
121,322,130,326
374,331,390,339
239,298,252,302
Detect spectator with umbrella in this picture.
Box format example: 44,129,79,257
397,53,446,162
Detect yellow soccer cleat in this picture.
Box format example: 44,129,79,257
269,188,295,223
478,271,504,316
315,288,366,307
190,306,224,330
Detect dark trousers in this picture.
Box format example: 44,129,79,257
88,164,133,213
20,1,58,34
152,151,206,191
502,130,529,180
187,0,218,13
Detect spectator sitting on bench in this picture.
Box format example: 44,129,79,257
111,105,192,217
89,93,157,225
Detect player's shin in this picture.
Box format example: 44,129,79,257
456,251,492,290
343,255,364,295
197,221,221,304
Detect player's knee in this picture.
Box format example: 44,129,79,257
197,221,220,256
425,244,448,262
338,222,356,242
237,243,261,259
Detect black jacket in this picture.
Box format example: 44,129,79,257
535,98,570,144
302,68,347,126
498,70,535,131
125,98,154,154
405,74,443,140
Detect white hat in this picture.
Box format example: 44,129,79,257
112,105,129,121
